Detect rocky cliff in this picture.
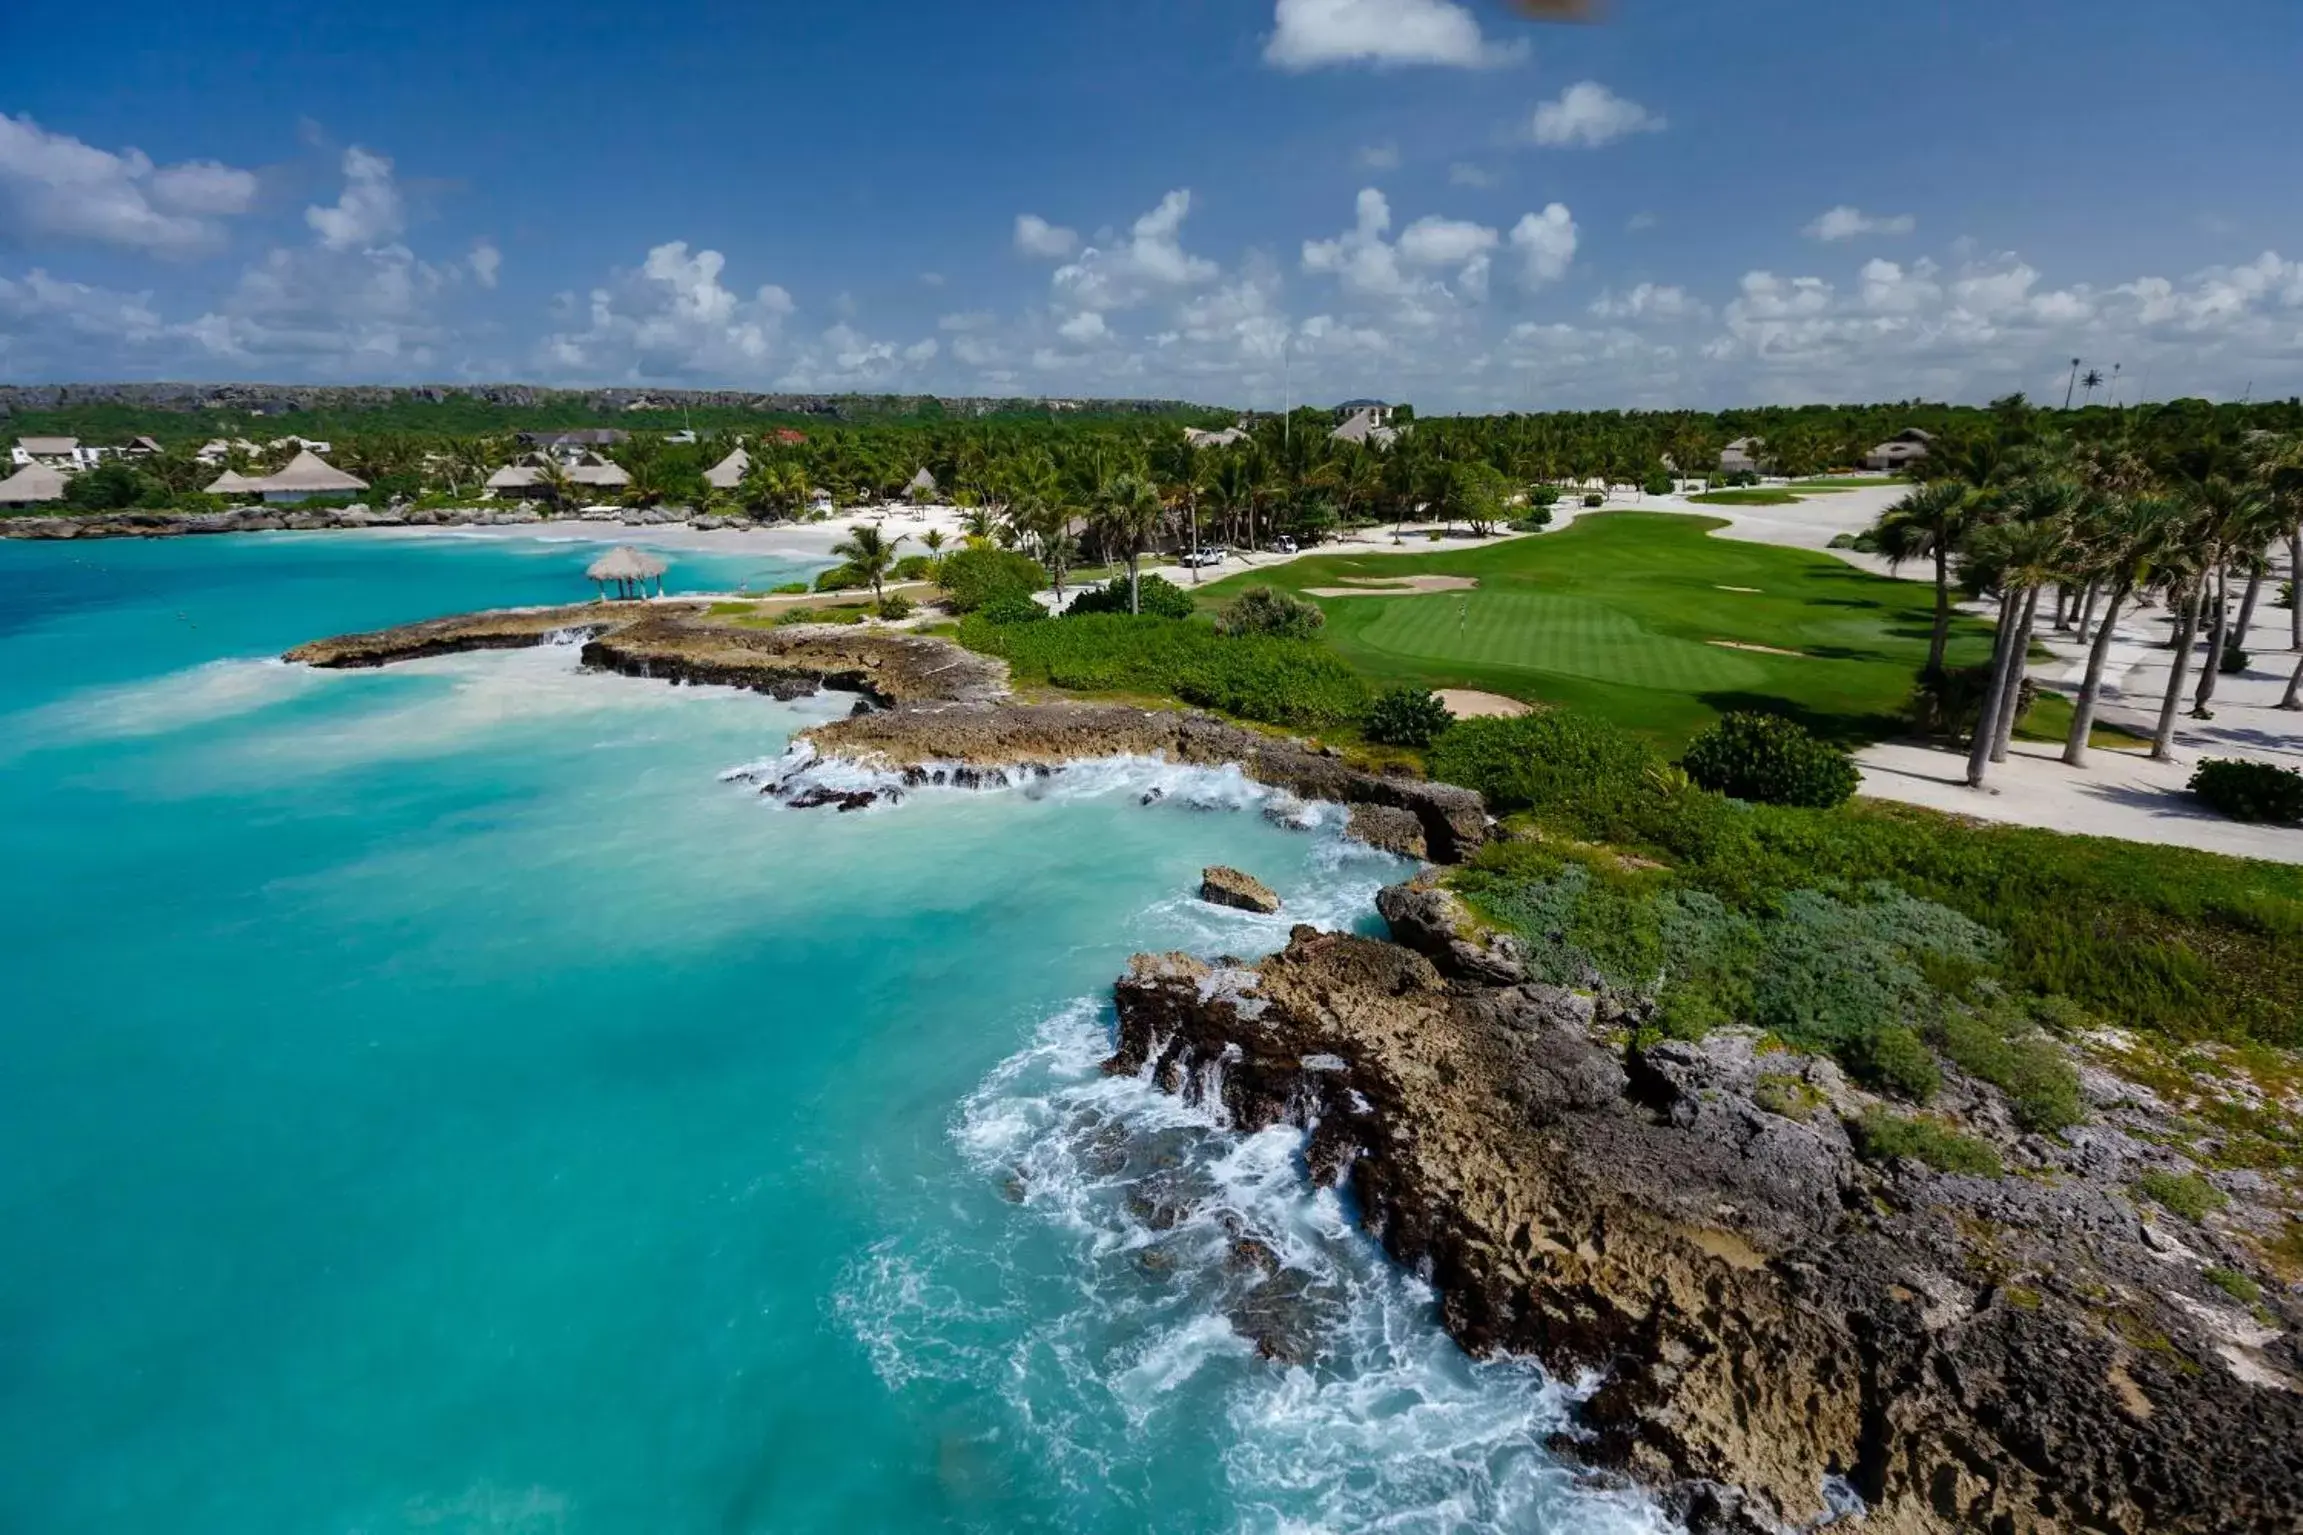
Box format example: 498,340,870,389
0,382,1205,421
1108,893,2303,1533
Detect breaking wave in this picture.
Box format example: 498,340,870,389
836,999,1674,1533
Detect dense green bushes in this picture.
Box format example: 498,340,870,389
2191,758,2303,826
814,564,866,592
1425,707,2303,1048
958,612,1369,728
937,546,1045,612
1365,686,1455,747
1851,1112,2004,1176
1214,586,1325,639
1908,663,2036,741
1067,572,1197,619
1682,712,1859,808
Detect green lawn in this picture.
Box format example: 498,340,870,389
1199,511,1994,747
1688,489,1806,506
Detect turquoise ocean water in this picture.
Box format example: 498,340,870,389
0,532,1666,1534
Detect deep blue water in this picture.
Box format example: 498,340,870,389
0,532,1665,1534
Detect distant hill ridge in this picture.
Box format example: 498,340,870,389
0,383,1211,421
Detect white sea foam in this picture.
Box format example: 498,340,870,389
3,656,328,757
839,1000,1677,1533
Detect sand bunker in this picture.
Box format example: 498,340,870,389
1437,690,1533,719
1307,575,1480,597
1708,639,1806,657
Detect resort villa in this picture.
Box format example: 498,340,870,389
1865,428,1935,472
206,449,370,504
484,451,631,499
1331,401,1400,448
704,447,750,490
1719,437,1766,475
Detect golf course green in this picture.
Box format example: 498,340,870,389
1200,512,1995,746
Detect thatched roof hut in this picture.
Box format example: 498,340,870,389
247,449,367,504
587,545,669,600
0,462,70,505
204,468,259,495
906,466,938,501
704,447,751,490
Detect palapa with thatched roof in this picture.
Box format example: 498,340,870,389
0,462,70,505
906,466,938,502
587,545,670,601
203,468,260,495
244,449,368,504
704,447,751,490
486,453,631,498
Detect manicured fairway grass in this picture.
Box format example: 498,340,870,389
1200,511,1995,747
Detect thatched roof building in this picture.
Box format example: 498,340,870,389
907,466,938,499
203,468,259,495
587,545,670,600
0,462,69,505
245,450,367,504
486,453,632,497
704,447,750,490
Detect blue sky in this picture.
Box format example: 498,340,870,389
2,0,2299,410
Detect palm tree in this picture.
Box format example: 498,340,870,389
832,523,907,604
919,527,948,575
2186,477,2268,716
535,458,578,517
1208,454,1255,558
1090,472,1166,615
2080,368,2105,405
2063,494,2183,766
1962,484,2077,785
1871,480,1973,676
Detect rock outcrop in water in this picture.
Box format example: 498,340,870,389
1199,866,1281,915
1108,897,2303,1534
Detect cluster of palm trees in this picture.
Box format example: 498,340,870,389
1873,426,2302,789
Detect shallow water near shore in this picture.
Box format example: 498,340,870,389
0,534,1668,1533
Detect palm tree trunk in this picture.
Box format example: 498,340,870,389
1966,589,2021,787
2284,647,2303,710
2075,579,2101,644
1926,543,1951,676
1127,550,1141,616
2234,565,2265,648
2064,578,2131,766
2053,584,2073,631
1990,586,2040,763
1187,495,1200,584
2291,525,2302,651
2192,562,2231,714
2152,580,2207,761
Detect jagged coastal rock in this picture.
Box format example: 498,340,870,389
1106,903,2303,1534
1199,866,1281,915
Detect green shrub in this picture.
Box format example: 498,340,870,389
1907,664,2037,742
1215,585,1325,639
2190,758,2303,826
2219,645,2250,675
2279,580,2295,610
892,554,934,581
2205,1267,2262,1303
958,612,1369,729
1365,686,1455,747
770,581,810,595
770,605,868,628
1851,1111,2004,1177
1847,1025,1942,1101
938,546,1045,613
814,563,867,592
1643,473,1673,496
976,593,1046,625
2137,1170,2226,1222
1525,485,1561,508
1067,572,1197,619
877,594,915,620
1682,713,1860,808
1582,492,1605,507
1429,712,1658,823
1934,1007,2084,1132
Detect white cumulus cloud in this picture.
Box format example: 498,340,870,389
1014,213,1079,259
541,240,794,379
1264,0,1522,72
1050,190,1217,313
1509,204,1578,287
468,241,501,289
0,112,258,256
304,147,404,252
1804,205,1916,242
1531,83,1665,149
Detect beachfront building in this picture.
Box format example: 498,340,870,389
0,462,70,506
236,450,370,504
485,452,631,499
1331,408,1399,448
1183,425,1249,449
12,436,102,471
1864,428,1934,472
1719,437,1767,476
196,437,262,465
906,467,939,503
519,429,629,460
704,447,750,490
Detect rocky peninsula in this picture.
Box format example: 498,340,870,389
282,603,2302,1530
1110,885,2303,1534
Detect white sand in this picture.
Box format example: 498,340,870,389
1437,690,1531,719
